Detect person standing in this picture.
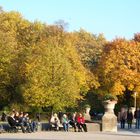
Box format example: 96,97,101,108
36,113,40,122
127,109,133,129
120,108,127,129
134,108,140,129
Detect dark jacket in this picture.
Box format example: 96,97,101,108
134,110,140,119
120,111,127,120
127,112,133,123
7,116,17,127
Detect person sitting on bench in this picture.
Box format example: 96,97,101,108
7,112,25,133
77,113,87,132
62,114,69,132
50,113,60,131
69,113,78,132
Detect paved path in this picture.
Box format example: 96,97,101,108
0,124,140,140
0,131,140,140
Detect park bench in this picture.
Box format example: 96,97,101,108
50,123,73,131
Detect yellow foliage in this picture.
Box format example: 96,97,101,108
98,39,140,96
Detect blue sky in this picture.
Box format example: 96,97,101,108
0,0,140,40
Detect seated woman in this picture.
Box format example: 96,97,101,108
50,113,60,131
76,113,87,132
62,114,69,132
69,113,77,132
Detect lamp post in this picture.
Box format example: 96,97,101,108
134,92,137,109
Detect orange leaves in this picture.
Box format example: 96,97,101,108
110,81,125,95
98,38,140,95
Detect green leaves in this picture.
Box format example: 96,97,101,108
0,10,104,111
2,9,140,112
13,24,90,111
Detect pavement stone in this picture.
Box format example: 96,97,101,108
0,123,140,140
0,131,140,140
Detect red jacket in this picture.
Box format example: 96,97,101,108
77,116,85,124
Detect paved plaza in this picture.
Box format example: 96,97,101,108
0,124,140,140
0,130,140,140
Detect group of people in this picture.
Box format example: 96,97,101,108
50,112,87,132
7,110,38,133
118,107,140,129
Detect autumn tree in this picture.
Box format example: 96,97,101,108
0,11,43,109
69,29,106,108
21,25,97,111
97,38,140,107
0,31,18,108
0,11,25,108
72,29,106,69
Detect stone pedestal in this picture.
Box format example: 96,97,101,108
86,122,101,132
102,100,117,132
